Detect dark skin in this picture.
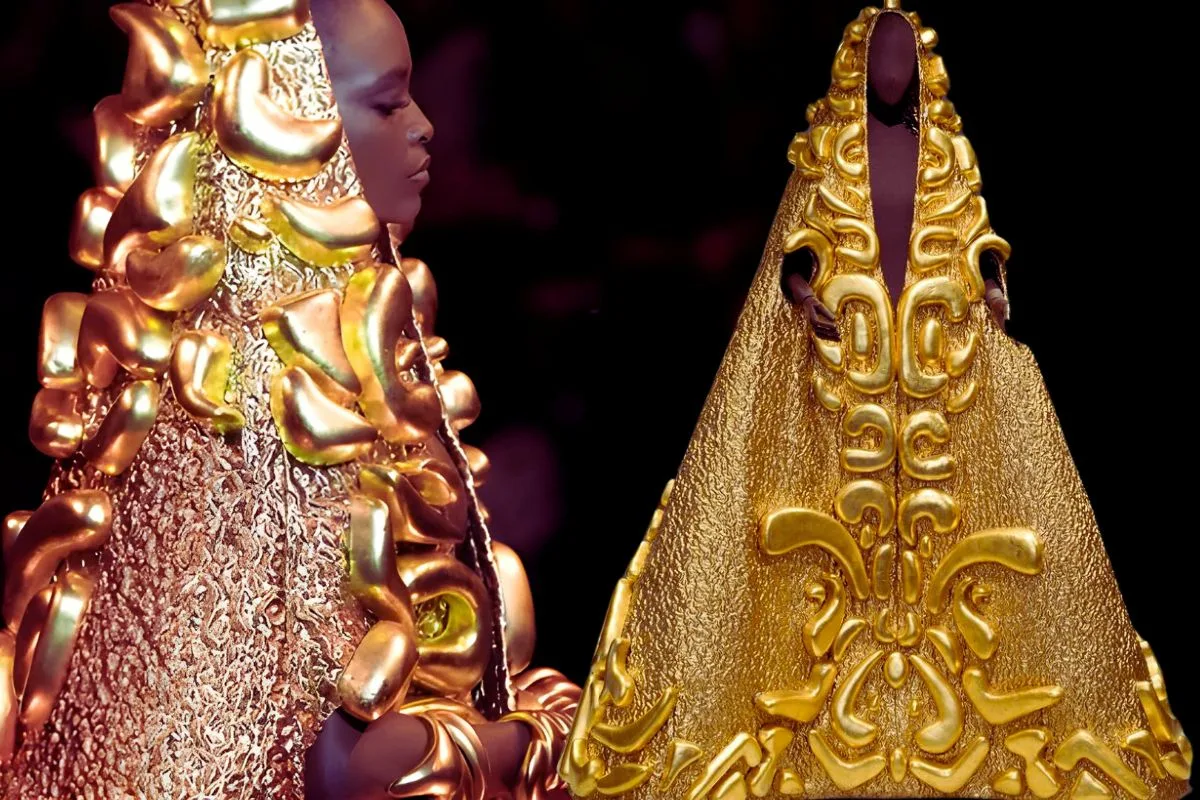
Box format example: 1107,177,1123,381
783,11,1009,339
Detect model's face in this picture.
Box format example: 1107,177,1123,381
867,12,917,108
312,0,434,238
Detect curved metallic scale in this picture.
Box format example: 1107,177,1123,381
261,289,361,404
462,445,490,486
341,266,442,443
909,736,989,793
336,620,418,722
396,554,492,697
920,127,956,188
900,409,954,481
169,331,245,434
819,184,862,218
910,653,964,754
269,365,376,465
909,225,957,273
358,457,468,547
437,371,481,432
835,479,892,542
109,4,209,127
926,55,950,97
833,122,865,180
661,740,704,793
926,625,963,675
602,638,635,708
77,289,174,389
12,585,54,700
591,686,679,755
1006,728,1061,799
69,188,121,270
833,617,867,662
897,487,960,546
756,662,836,726
1054,730,1151,800
872,543,894,601
104,132,200,271
200,0,310,48
954,135,983,192
926,528,1044,614
901,550,922,605
953,577,997,659
493,541,536,674
808,729,886,790
897,276,969,398
29,388,84,459
822,276,892,393
964,233,1012,302
400,257,439,331
127,236,227,311
784,228,834,291
213,49,342,182
20,571,95,732
2,491,111,631
924,190,972,222
813,373,842,411
831,44,863,90
260,192,379,267
344,495,417,630
38,293,88,390
963,666,1064,725
804,575,846,658
831,649,883,748
759,509,870,599
947,381,979,414
841,403,896,473
685,732,762,800
832,217,880,271
92,96,139,193
84,380,161,476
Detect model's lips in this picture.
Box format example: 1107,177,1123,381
408,156,431,182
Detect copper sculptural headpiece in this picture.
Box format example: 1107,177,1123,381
0,0,576,797
560,5,1191,800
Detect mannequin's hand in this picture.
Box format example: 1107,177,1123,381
783,270,840,342
984,279,1008,332
803,295,841,342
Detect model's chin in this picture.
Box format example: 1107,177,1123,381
376,195,423,243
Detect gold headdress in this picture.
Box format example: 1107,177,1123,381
0,1,574,796
561,6,1191,799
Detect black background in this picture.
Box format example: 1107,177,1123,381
1,0,1194,735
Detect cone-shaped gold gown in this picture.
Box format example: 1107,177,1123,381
560,7,1191,800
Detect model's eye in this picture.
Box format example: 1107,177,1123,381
373,97,412,118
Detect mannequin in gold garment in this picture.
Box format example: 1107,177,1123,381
560,4,1192,799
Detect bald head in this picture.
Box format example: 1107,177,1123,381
311,0,434,234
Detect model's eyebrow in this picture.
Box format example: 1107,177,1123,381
362,65,410,98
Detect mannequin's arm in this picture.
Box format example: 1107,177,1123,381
981,248,1009,331
781,247,840,341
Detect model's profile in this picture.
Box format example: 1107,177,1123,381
0,0,576,797
560,3,1192,799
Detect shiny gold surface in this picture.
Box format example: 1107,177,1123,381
358,454,469,547
69,188,120,270
37,293,88,390
169,330,246,433
337,620,418,722
200,0,310,48
19,570,94,731
92,96,139,193
2,491,111,631
438,370,482,431
104,132,199,271
109,4,208,127
261,192,379,267
565,6,1191,799
494,541,537,674
77,289,173,388
1,513,31,560
29,388,84,459
83,379,161,475
397,554,492,697
269,364,377,465
11,585,53,701
213,49,342,181
127,235,227,311
261,288,362,403
341,266,442,443
344,495,416,629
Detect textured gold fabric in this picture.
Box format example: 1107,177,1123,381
561,6,1191,800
